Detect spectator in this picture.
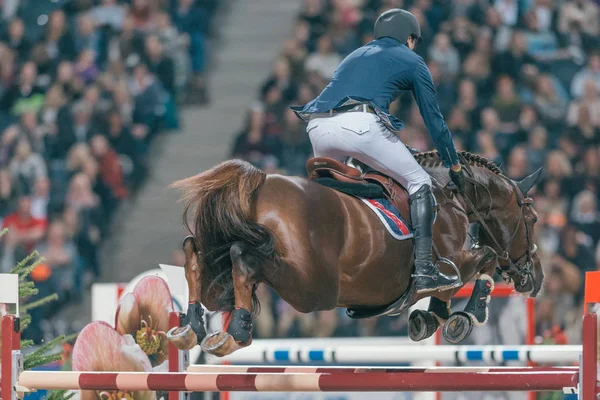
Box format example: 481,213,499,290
428,33,460,79
567,80,600,128
90,134,128,201
76,14,101,56
2,194,47,271
43,10,76,63
37,220,79,294
0,61,45,115
571,53,600,98
304,35,342,80
3,18,31,63
534,74,569,128
90,0,126,31
9,138,47,191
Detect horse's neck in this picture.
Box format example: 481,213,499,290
462,168,514,221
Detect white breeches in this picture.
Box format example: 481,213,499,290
307,111,432,195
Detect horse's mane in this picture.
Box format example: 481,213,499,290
414,150,504,176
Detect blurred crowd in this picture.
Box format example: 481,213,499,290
231,0,600,344
0,0,217,342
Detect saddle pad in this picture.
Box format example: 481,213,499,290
359,197,413,240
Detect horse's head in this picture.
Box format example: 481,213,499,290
480,168,544,296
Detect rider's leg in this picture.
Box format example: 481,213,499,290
307,112,460,293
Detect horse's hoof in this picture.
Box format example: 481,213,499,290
408,310,439,342
166,325,198,350
201,331,240,357
442,312,473,344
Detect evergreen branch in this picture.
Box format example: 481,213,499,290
20,339,34,349
29,335,67,358
11,251,41,278
22,294,59,312
47,390,76,400
20,314,31,330
0,227,7,237
24,353,63,370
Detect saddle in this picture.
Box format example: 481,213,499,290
306,157,411,225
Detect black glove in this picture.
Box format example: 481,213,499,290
449,167,466,194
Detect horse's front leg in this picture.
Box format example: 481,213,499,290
167,236,207,350
442,245,498,343
201,241,255,357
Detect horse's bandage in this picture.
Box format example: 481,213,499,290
184,301,207,339
227,307,253,344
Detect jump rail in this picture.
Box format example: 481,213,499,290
1,272,599,400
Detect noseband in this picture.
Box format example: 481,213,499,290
458,158,537,288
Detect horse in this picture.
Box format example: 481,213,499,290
165,151,543,357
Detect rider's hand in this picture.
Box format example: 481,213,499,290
449,164,466,194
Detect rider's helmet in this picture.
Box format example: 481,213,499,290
373,9,422,48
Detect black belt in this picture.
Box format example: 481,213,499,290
329,104,376,115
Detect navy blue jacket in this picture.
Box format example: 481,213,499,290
292,37,459,167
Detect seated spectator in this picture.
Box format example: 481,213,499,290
76,13,101,55
2,194,48,271
524,126,549,173
37,220,79,294
505,145,529,180
65,172,100,213
0,61,45,116
279,109,311,176
31,177,50,221
232,104,275,164
304,35,342,80
90,134,129,201
571,53,600,98
455,79,481,130
43,10,76,63
558,0,600,43
2,18,31,63
567,79,600,128
128,63,167,135
534,74,569,128
428,33,460,79
9,138,47,191
75,50,100,85
90,0,126,31
492,31,536,80
570,190,600,248
261,58,298,104
0,169,16,223
129,0,159,33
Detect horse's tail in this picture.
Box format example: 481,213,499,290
170,159,276,314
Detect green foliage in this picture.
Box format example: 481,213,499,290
47,391,76,400
2,229,79,400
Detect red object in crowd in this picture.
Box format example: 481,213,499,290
98,149,129,200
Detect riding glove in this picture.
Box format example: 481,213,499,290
449,167,466,194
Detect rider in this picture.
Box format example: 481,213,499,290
292,9,466,294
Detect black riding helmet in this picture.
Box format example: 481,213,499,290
373,8,422,47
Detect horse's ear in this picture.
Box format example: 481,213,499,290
517,167,543,195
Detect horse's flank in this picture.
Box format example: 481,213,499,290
170,151,508,313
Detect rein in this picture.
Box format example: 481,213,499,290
455,154,536,288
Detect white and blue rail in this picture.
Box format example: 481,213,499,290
204,341,581,365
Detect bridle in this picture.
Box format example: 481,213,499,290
457,156,538,290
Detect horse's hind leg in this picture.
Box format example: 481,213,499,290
201,241,256,357
442,245,497,344
167,236,207,350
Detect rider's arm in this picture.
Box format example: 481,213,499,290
411,57,460,170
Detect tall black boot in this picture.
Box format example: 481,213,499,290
410,185,461,294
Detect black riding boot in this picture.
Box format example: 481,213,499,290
410,185,461,294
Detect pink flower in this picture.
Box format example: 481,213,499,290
115,276,173,367
73,321,154,400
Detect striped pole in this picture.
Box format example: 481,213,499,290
207,344,583,364
17,369,577,393
186,365,580,374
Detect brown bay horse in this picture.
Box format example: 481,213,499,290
165,151,543,357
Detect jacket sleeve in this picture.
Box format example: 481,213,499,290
411,57,459,168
